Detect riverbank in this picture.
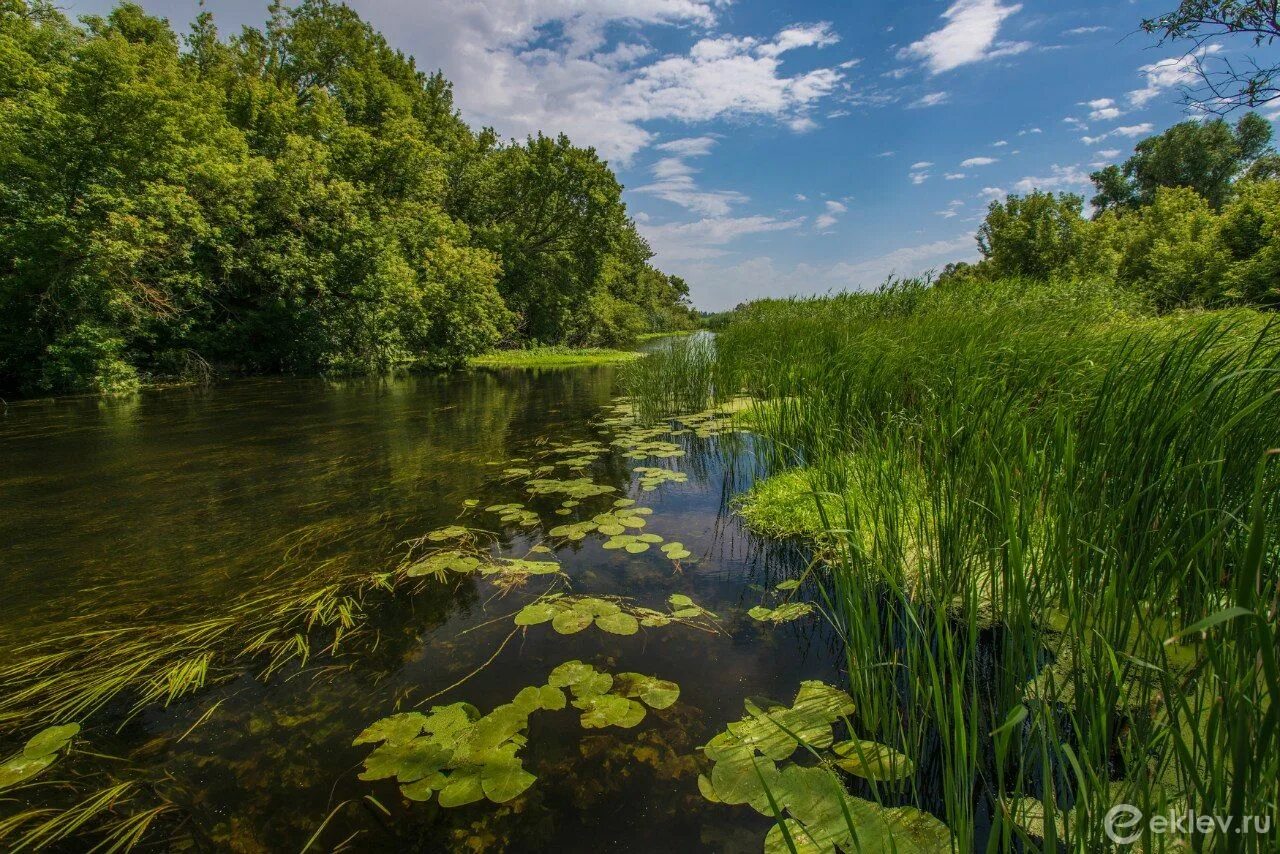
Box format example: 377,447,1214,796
619,275,1280,850
465,345,644,368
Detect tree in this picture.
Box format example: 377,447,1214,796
1090,114,1273,213
976,192,1092,279
1218,178,1280,306
1114,187,1229,310
1142,1,1280,112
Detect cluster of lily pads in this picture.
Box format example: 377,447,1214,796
483,503,541,527
698,682,950,853
747,579,815,625
354,662,679,808
524,478,617,501
548,504,652,541
0,723,80,790
513,593,717,636
403,547,563,590
633,466,688,492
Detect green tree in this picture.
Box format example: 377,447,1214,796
976,192,1091,279
1090,114,1273,212
1218,179,1280,306
1115,187,1229,309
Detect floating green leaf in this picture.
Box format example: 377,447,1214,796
748,602,815,625
0,755,55,790
831,740,914,781
425,525,472,542
22,723,80,759
613,673,680,709
595,612,640,635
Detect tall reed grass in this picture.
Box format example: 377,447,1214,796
622,277,1280,852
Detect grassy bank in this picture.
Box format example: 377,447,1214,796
621,276,1280,852
467,346,644,369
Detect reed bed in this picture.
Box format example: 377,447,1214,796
622,276,1280,852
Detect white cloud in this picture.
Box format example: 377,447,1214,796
961,156,998,167
794,193,808,201
756,22,841,57
898,0,1030,74
640,215,806,262
1081,134,1109,145
1065,25,1107,36
814,214,839,229
1018,127,1043,135
936,209,959,218
1114,123,1154,137
992,139,1008,147
877,150,897,157
945,172,968,180
1012,164,1089,194
1096,148,1121,158
910,171,931,185
1084,97,1122,121
368,3,848,164
978,186,1006,200
655,136,718,157
910,91,951,108
1129,46,1221,107
635,136,749,216
824,200,848,213
1064,116,1088,131
911,161,935,169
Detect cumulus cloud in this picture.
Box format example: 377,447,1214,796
911,161,936,169
1012,164,1090,194
910,170,932,185
357,2,847,163
946,172,968,180
1085,97,1122,121
1018,127,1043,135
961,156,998,167
1114,123,1155,137
899,0,1031,75
1129,47,1221,107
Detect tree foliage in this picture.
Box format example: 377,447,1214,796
1089,113,1273,212
960,114,1280,311
0,0,695,395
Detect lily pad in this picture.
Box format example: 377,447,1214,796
353,712,428,747
551,609,594,635
481,760,537,803
438,767,486,808
831,739,914,781
613,673,680,709
515,602,558,626
22,723,80,759
595,612,640,635
0,755,55,790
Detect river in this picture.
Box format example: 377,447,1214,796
0,359,842,851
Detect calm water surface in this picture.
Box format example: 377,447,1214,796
0,364,841,851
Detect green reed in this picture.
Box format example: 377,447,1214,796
621,276,1280,852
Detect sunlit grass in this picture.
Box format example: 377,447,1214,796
621,275,1280,852
467,346,643,369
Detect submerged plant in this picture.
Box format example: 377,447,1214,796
0,723,79,790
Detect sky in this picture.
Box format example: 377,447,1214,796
66,0,1280,311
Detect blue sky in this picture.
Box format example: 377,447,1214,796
68,0,1280,310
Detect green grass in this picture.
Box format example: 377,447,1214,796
467,346,643,368
635,330,697,342
621,275,1280,852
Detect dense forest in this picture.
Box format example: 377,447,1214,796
943,112,1280,310
0,0,697,396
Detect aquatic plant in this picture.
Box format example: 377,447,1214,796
698,681,949,852
623,277,1280,851
0,724,79,790
354,661,680,807
634,466,688,491
513,593,718,635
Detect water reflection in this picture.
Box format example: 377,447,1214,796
0,367,841,851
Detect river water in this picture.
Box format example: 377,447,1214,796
0,361,844,851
